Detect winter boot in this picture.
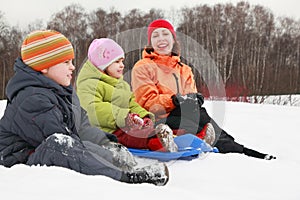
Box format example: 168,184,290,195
155,124,178,152
122,163,169,186
197,123,216,146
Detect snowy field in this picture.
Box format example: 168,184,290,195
0,99,300,200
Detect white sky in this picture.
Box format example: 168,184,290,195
1,0,300,28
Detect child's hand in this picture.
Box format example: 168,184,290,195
125,113,144,129
143,117,153,128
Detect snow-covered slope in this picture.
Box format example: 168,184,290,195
0,100,299,200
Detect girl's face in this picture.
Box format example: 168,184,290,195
41,59,75,86
150,28,175,56
105,58,125,79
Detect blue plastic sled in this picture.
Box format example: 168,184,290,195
128,134,218,161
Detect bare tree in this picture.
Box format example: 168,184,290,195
88,8,108,38
47,3,89,80
115,9,164,83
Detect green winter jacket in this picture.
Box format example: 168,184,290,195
76,60,154,133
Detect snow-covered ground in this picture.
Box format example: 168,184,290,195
0,99,299,200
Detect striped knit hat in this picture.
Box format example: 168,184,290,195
21,30,74,71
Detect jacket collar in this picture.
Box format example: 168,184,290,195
6,57,72,101
83,60,123,87
142,49,181,68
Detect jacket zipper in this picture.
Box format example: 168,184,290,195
172,73,180,94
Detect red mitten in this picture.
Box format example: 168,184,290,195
125,113,144,129
143,117,154,128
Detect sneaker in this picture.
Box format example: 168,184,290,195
203,123,216,146
123,163,169,186
155,124,178,152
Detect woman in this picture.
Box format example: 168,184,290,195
131,19,276,160
76,38,177,152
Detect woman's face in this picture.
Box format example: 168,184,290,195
150,28,175,56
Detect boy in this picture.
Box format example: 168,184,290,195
0,30,169,185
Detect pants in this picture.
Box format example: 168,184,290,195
26,134,124,181
157,107,244,154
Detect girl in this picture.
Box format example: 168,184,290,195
76,38,177,152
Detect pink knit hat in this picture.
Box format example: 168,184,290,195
88,38,124,71
147,19,176,44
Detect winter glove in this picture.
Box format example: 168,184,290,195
125,113,144,129
171,93,186,107
171,93,200,112
190,93,204,107
143,117,154,128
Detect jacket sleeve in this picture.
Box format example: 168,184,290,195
14,93,70,147
78,80,130,131
77,107,111,145
91,100,129,131
131,63,176,115
129,93,155,121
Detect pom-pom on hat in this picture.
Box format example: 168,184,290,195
147,19,176,44
88,38,124,71
21,30,74,71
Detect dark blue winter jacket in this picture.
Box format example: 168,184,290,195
0,58,111,167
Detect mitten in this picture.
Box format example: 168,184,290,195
171,93,185,107
186,93,204,107
195,93,204,106
180,94,200,112
125,113,144,129
143,117,154,128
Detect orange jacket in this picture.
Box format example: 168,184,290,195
131,50,197,119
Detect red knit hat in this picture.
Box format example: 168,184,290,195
147,19,176,44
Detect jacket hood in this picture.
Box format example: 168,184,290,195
141,49,181,69
77,60,123,87
6,57,72,101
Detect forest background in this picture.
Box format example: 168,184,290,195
0,1,299,101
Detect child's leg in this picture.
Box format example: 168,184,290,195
27,133,170,185
26,134,124,180
113,128,154,149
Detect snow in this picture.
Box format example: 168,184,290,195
52,133,74,148
0,99,300,200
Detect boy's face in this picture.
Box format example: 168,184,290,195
41,60,75,86
150,28,175,56
105,58,124,79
